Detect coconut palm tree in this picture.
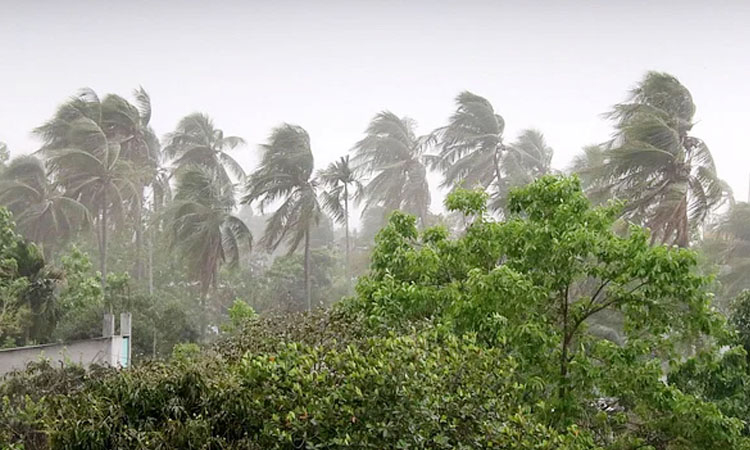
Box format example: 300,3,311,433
701,202,750,307
430,91,553,215
490,129,554,212
163,113,245,185
243,124,322,311
317,155,362,282
169,166,251,337
352,112,431,224
100,87,162,280
0,155,89,254
35,88,139,287
596,72,728,247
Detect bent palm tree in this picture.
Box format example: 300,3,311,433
431,92,553,214
169,166,252,338
35,88,138,286
317,155,362,282
163,113,245,185
352,112,431,224
597,72,728,247
243,124,321,311
0,155,89,254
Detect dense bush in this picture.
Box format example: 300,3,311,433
2,176,750,449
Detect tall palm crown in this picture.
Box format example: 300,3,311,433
352,112,431,224
317,155,362,282
169,166,251,299
596,72,727,247
34,88,140,284
163,113,245,186
431,92,553,214
0,155,89,254
702,202,750,305
243,124,322,311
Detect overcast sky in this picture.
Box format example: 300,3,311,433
1,0,749,215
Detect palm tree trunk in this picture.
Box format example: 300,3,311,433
134,192,144,281
304,227,312,312
147,224,154,295
100,192,108,292
344,184,350,290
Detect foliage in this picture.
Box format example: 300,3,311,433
352,111,432,224
344,175,744,447
244,124,322,311
430,91,554,213
577,72,728,247
0,208,62,347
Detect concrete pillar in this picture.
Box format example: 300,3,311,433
102,314,115,337
120,312,132,336
120,312,132,368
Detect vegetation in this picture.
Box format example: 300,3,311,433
2,71,750,448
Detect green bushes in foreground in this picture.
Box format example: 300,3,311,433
3,176,750,449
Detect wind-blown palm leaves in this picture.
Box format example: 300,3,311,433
243,124,322,311
352,112,431,224
430,92,553,214
163,113,245,186
701,203,750,307
34,88,139,286
591,72,728,247
317,155,362,281
169,166,252,336
0,155,89,254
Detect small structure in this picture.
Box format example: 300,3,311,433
0,313,132,377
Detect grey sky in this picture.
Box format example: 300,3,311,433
1,0,749,216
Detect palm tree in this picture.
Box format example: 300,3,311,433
595,72,728,247
0,155,89,254
163,113,245,185
0,142,8,173
430,91,553,214
569,145,610,203
169,166,251,337
93,87,162,281
490,129,554,212
35,88,139,287
701,202,750,307
243,124,322,311
317,155,362,283
352,112,431,224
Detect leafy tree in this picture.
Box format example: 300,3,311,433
163,112,245,185
430,91,554,213
317,155,362,283
244,124,322,311
169,166,252,338
352,111,431,224
0,208,61,346
347,175,738,447
592,72,729,247
35,88,140,287
0,155,89,255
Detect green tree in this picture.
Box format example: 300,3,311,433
35,88,139,288
430,91,554,213
163,112,245,186
0,155,89,254
594,72,728,247
244,124,322,311
349,176,736,446
317,155,362,284
169,166,251,338
0,208,62,346
352,112,431,224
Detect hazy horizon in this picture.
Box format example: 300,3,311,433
2,0,749,214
